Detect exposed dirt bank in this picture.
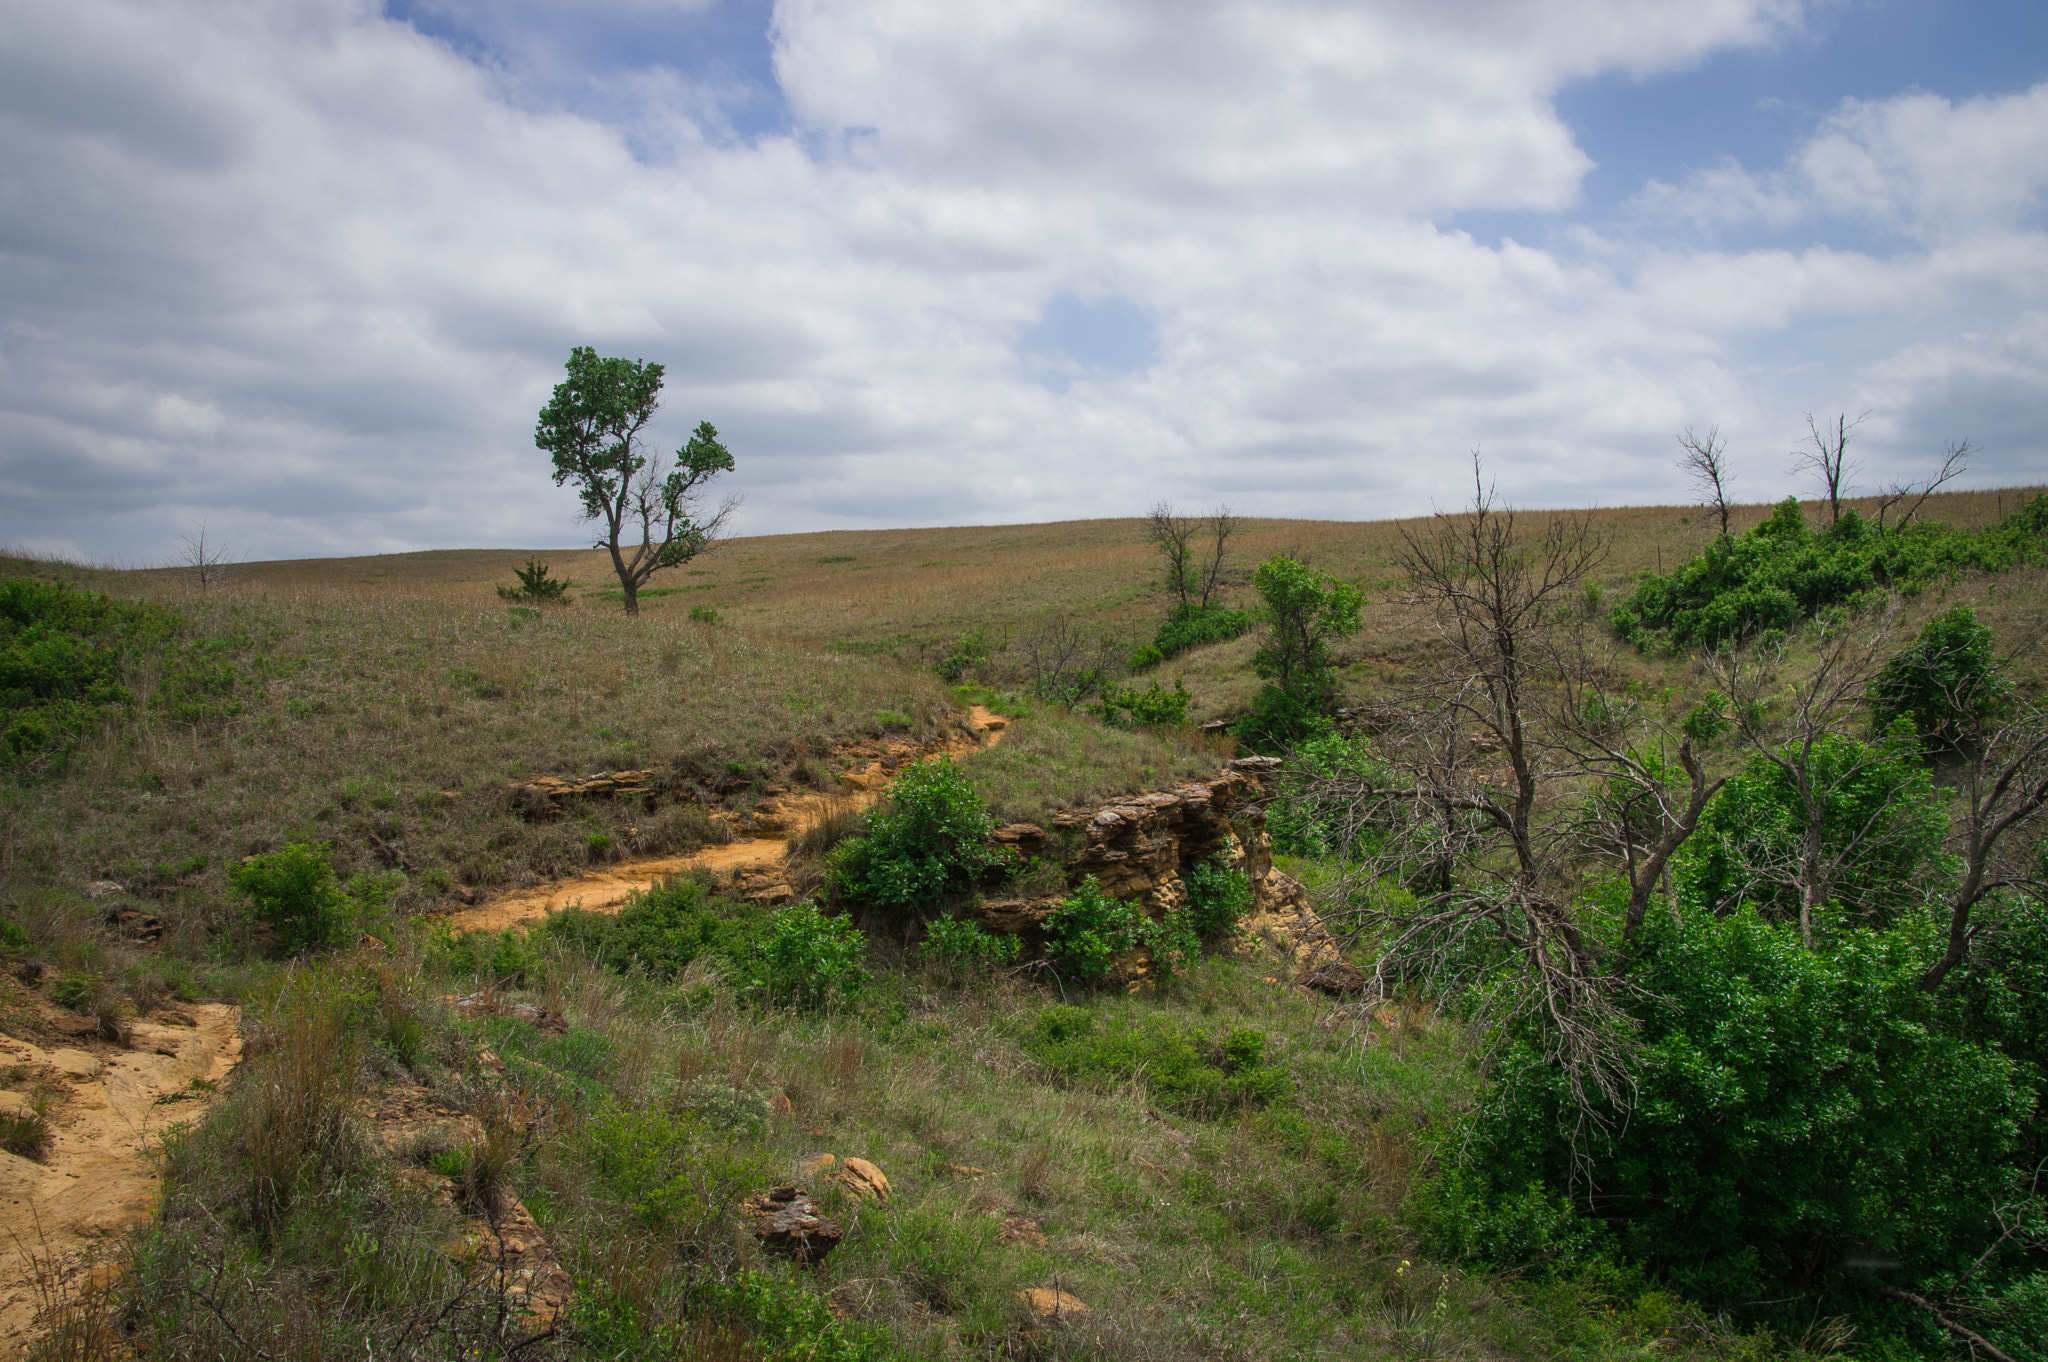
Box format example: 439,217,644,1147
446,707,1008,934
0,1004,242,1349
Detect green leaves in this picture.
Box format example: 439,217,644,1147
1868,604,2015,753
536,346,665,517
827,756,1002,912
1238,555,1364,752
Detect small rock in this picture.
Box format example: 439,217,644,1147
1303,960,1368,995
81,881,126,900
797,1152,836,1182
998,1212,1047,1248
768,1092,794,1122
1017,1288,1090,1319
950,1165,988,1176
840,1156,890,1202
48,1049,103,1081
0,1091,36,1118
743,1187,844,1266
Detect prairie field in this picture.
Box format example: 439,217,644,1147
0,482,2044,1360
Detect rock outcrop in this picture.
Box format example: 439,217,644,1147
971,755,1337,983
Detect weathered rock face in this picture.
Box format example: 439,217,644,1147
968,756,1340,983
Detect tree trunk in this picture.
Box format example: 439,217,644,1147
621,581,639,616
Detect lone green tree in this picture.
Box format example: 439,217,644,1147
535,347,738,615
1237,555,1363,750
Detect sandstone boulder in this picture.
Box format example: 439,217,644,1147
1017,1287,1090,1319
998,1211,1047,1248
840,1156,890,1201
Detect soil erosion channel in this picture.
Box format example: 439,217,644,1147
0,1004,242,1348
449,707,1008,934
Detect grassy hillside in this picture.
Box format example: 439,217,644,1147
1,485,2044,1359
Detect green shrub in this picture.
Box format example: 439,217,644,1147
1024,1006,1292,1117
917,917,1021,980
1678,729,1953,928
932,628,990,683
827,756,1003,912
1613,495,2048,649
1868,604,2016,752
50,970,97,1011
1095,676,1193,727
227,841,351,954
537,874,760,980
1182,846,1252,942
750,901,867,1010
1235,555,1364,753
0,578,181,764
1436,906,2032,1326
1131,602,1256,670
1269,732,1385,857
688,604,722,624
495,556,573,604
1041,876,1151,984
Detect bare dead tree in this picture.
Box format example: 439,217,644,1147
1873,439,1972,534
177,521,236,593
1300,464,1637,1119
1196,504,1240,609
1019,617,1119,706
1145,501,1198,609
1791,412,1867,525
1675,426,1736,539
1148,501,1239,611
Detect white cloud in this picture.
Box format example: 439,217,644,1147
0,0,2043,568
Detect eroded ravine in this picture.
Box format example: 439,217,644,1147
446,706,1008,934
0,1004,242,1349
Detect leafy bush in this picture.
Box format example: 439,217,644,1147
1183,847,1253,942
1235,556,1363,753
537,874,762,979
1024,1006,1292,1116
495,556,574,604
917,917,1020,980
1678,729,1953,928
1041,876,1151,984
750,901,867,1010
827,757,1003,912
1095,676,1193,727
1868,604,2015,753
1433,906,2032,1325
228,841,353,954
932,628,990,682
0,578,180,764
1269,732,1384,857
1613,495,2048,650
1131,602,1256,670
688,604,721,624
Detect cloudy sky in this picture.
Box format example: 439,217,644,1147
3,0,2046,564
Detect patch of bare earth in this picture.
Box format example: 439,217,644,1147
448,707,1007,933
0,1003,241,1348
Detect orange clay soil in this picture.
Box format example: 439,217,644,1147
0,1003,242,1350
445,706,1008,934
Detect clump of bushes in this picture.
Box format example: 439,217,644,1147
1024,1005,1292,1117
1182,846,1253,942
1867,604,2015,753
1235,556,1364,754
227,841,399,955
1094,676,1193,727
828,757,1004,912
1041,877,1153,984
1,577,181,764
932,628,990,682
1129,601,1256,671
917,917,1020,982
1612,494,2048,649
538,874,761,979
